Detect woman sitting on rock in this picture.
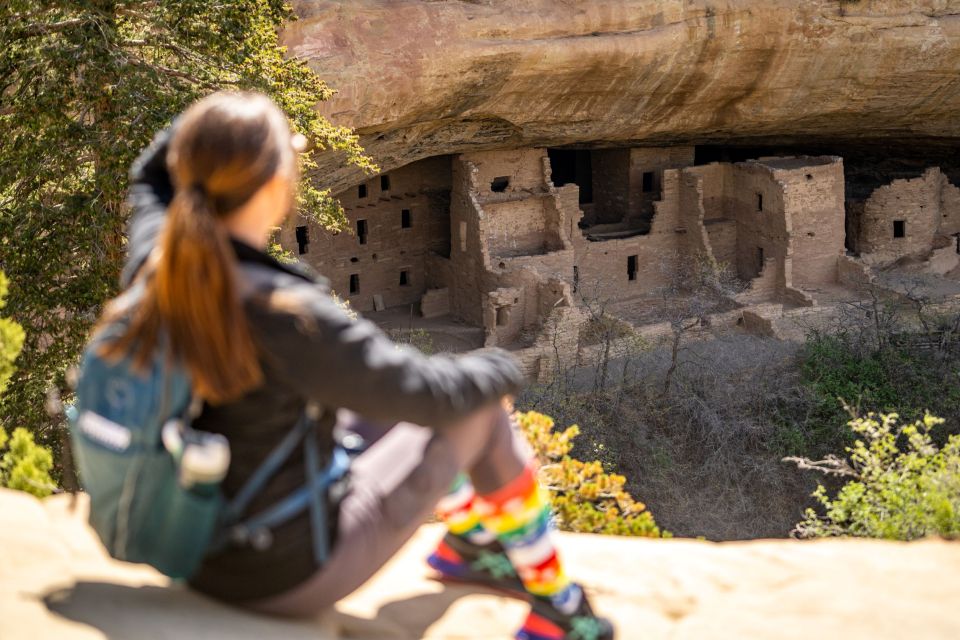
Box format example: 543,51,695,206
118,91,613,640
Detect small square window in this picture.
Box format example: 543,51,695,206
893,220,906,238
642,172,654,193
399,270,410,286
358,184,368,199
401,209,412,229
491,176,510,193
349,274,360,295
380,175,391,191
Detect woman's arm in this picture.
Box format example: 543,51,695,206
249,286,525,429
122,126,176,287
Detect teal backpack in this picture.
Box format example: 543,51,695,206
67,285,350,580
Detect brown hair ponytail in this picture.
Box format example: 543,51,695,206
101,92,297,404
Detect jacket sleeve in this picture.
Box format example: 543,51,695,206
248,286,525,428
121,126,176,287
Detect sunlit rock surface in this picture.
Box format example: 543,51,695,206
1,489,959,639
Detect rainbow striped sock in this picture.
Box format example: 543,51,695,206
435,473,496,545
474,464,573,600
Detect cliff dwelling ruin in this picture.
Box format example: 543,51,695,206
280,145,960,380
269,0,960,381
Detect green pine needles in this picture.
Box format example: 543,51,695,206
0,2,375,451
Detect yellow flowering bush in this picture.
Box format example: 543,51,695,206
515,410,668,537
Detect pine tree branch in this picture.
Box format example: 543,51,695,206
9,18,91,40
123,55,212,87
120,38,222,72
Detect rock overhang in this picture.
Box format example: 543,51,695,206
284,0,960,193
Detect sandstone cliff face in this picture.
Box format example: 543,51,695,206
284,0,960,192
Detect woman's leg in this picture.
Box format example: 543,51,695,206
250,404,525,616
253,406,613,639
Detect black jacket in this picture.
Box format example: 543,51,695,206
123,127,523,601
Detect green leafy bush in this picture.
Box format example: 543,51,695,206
792,332,960,458
792,412,960,540
0,272,25,396
0,270,55,497
0,426,55,498
515,410,668,537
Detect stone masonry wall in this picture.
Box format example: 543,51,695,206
453,148,578,348
941,179,960,237
687,162,738,266
485,197,561,258
285,155,452,312
773,157,845,288
572,170,684,303
447,156,487,325
285,146,852,374
420,287,450,318
729,161,790,287
466,148,546,197
859,168,946,263
630,147,696,220
591,149,632,224
706,219,737,266
678,171,715,260
687,162,732,221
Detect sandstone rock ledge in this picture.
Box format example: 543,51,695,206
1,489,959,640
